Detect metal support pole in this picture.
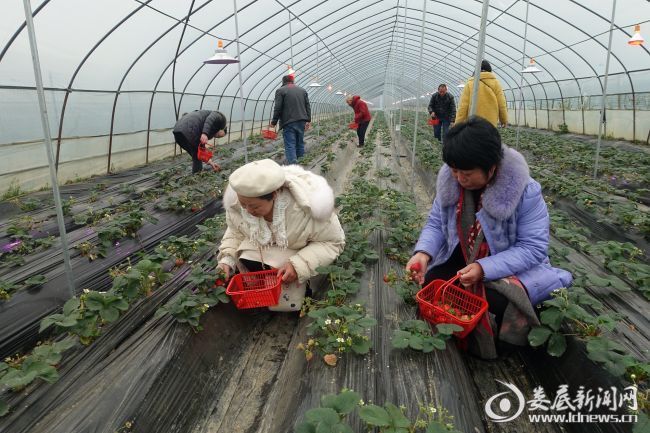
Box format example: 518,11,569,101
233,0,248,163
288,10,294,67
411,0,427,187
22,0,75,299
469,0,490,117
594,0,616,178
398,0,408,139
515,0,530,148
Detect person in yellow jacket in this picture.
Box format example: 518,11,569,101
217,159,345,312
456,60,508,127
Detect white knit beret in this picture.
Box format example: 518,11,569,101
228,159,286,197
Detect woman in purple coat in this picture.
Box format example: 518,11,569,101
406,116,572,358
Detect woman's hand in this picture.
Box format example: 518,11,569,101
277,262,297,283
209,160,221,172
200,133,209,146
217,263,232,280
406,252,431,285
457,262,484,286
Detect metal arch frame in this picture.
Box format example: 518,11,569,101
3,0,650,160
55,0,155,168
0,0,51,63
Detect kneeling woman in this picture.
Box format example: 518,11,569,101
406,117,572,358
217,159,345,311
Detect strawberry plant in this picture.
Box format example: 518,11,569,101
0,275,47,301
155,267,230,332
295,389,462,433
0,338,76,416
391,320,461,352
109,259,169,300
383,269,420,305
299,304,376,366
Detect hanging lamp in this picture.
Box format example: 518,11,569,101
327,84,333,92
335,91,343,95
522,57,541,73
628,24,645,45
204,40,239,64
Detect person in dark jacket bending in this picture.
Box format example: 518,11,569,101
271,75,312,165
346,95,372,147
173,110,227,173
427,84,456,143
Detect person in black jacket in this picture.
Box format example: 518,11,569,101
427,84,456,143
173,110,227,173
271,75,312,164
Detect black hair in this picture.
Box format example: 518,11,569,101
258,192,275,201
215,111,228,134
442,116,503,175
282,75,294,85
481,60,492,72
438,84,447,89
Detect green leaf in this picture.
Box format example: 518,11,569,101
321,390,361,415
99,307,120,323
351,338,371,354
359,404,391,426
547,332,567,357
305,407,340,425
540,308,564,331
426,422,449,433
431,337,447,351
295,422,317,433
63,297,80,315
408,335,424,350
633,411,649,433
356,317,377,328
0,399,8,417
391,331,411,349
528,326,552,347
24,275,47,286
385,403,410,428
586,274,611,287
83,292,105,310
436,323,463,335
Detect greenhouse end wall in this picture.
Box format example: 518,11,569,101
507,107,650,142
0,114,337,194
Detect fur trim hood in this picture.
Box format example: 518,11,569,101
435,146,531,220
223,164,335,221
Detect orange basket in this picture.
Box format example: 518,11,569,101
348,122,358,130
225,269,282,309
427,118,440,126
196,145,213,162
415,274,488,339
261,128,278,140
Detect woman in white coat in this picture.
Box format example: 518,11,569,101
217,159,345,311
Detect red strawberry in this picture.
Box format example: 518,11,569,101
383,274,390,283
175,258,185,267
191,207,199,212
409,262,422,272
214,279,225,287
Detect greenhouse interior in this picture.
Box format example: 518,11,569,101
0,0,649,432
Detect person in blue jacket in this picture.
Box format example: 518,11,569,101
406,116,572,358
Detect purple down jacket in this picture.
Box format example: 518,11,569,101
414,146,572,305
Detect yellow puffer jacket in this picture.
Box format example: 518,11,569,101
456,71,508,127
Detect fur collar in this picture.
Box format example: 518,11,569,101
435,146,530,220
223,164,335,221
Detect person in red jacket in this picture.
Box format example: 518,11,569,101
346,95,372,147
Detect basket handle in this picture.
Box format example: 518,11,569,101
440,274,461,302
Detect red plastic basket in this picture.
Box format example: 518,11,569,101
427,118,440,126
348,122,358,130
225,269,282,309
415,274,488,338
261,128,278,140
196,146,213,162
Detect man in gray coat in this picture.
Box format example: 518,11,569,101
271,75,311,165
173,110,227,173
